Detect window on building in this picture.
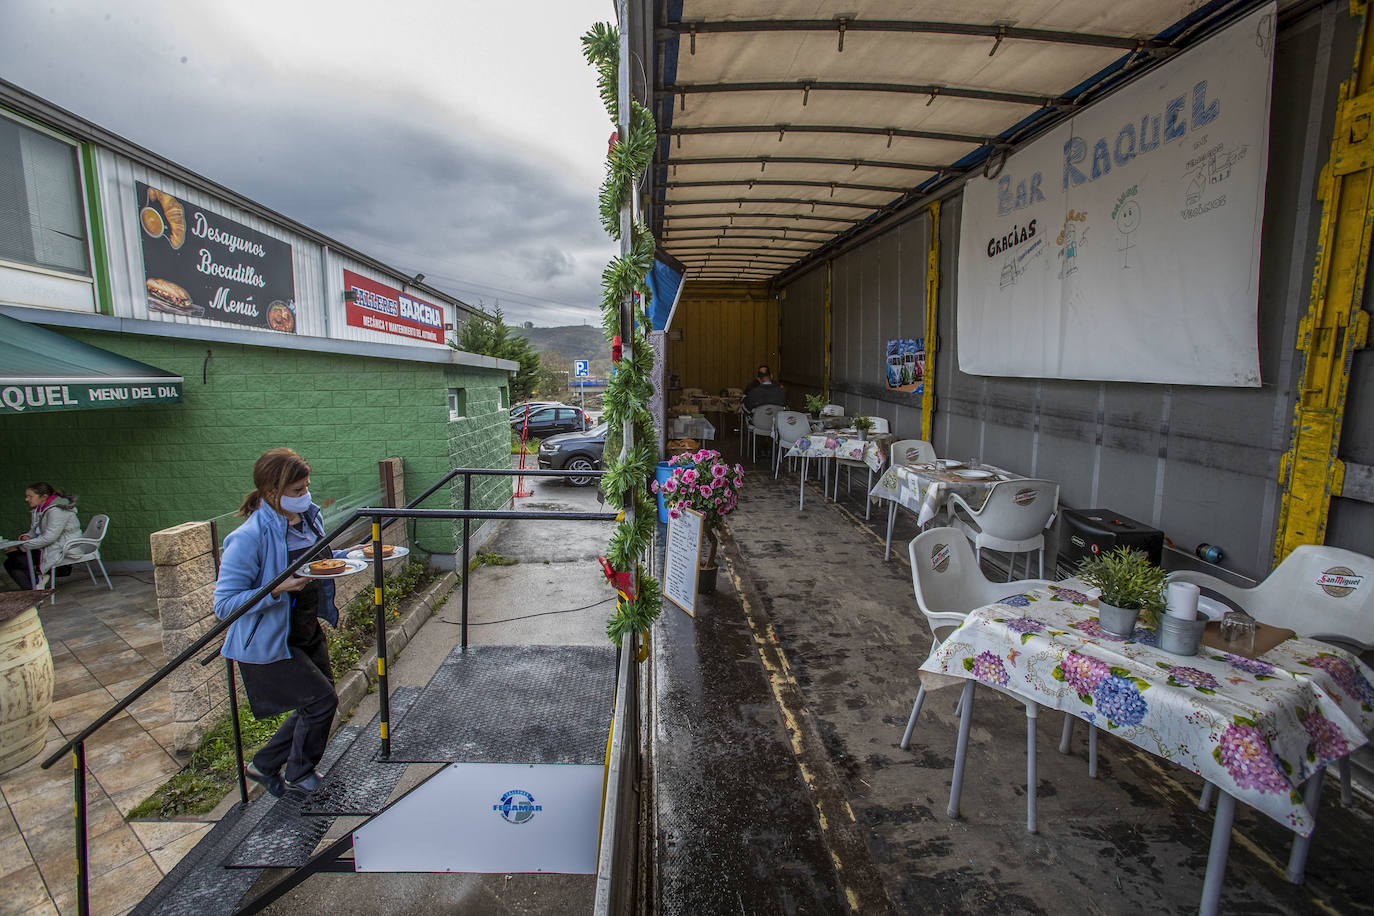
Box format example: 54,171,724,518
0,114,90,275
448,387,467,419
499,386,508,410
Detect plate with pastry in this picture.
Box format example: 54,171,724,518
297,558,367,578
346,544,410,561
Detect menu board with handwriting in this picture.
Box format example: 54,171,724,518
662,507,703,617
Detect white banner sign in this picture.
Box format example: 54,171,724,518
957,4,1275,386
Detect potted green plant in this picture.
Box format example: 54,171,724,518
851,415,875,441
1075,546,1167,637
804,394,826,419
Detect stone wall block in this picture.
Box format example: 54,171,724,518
154,553,216,599
158,581,216,632
149,521,213,566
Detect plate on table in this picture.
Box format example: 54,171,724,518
936,459,964,470
955,469,995,480
345,545,411,561
296,558,368,579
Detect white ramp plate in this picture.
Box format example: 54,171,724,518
353,763,603,874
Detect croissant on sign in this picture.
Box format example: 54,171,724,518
148,187,186,249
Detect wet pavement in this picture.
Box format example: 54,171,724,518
673,440,1374,914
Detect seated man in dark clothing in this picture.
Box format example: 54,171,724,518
743,364,770,396
743,367,788,411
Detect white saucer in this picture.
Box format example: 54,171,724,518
345,546,411,561
956,469,994,479
297,558,369,579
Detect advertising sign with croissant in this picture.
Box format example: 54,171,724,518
136,181,297,333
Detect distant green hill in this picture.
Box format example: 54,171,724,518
517,325,613,376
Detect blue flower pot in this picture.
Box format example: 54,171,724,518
655,461,674,523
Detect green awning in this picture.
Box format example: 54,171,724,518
0,313,183,414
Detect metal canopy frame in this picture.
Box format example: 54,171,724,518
650,0,1281,285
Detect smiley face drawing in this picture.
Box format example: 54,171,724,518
1115,198,1142,268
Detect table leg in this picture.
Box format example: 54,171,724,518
1286,767,1326,884
1198,781,1215,812
885,503,896,561
947,681,977,819
1025,701,1038,834
1340,756,1352,806
799,456,808,511
1200,790,1236,916
1088,722,1098,778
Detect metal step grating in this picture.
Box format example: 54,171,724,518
384,644,616,765
128,792,272,916
300,687,420,816
223,723,363,869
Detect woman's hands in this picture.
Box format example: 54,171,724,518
271,575,309,596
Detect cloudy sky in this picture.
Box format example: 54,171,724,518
0,0,619,326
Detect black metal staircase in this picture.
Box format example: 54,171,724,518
130,645,615,915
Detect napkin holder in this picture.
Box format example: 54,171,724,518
1158,613,1207,656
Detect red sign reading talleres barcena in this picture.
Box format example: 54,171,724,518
343,270,444,344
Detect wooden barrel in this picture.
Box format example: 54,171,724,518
0,598,55,774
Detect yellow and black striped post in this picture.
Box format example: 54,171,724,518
372,521,390,757
74,742,89,915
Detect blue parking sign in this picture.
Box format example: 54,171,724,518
574,360,589,378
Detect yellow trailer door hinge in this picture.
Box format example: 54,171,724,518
1333,89,1374,175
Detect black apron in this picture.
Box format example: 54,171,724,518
238,537,336,718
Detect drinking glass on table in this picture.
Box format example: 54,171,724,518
1218,610,1257,657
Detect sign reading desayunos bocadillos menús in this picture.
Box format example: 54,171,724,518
136,181,297,333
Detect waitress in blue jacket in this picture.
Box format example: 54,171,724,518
214,448,339,796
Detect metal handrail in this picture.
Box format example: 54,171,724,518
44,465,613,916
40,467,605,769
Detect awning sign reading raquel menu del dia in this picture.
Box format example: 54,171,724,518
0,313,184,414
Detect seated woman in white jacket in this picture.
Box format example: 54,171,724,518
3,483,81,590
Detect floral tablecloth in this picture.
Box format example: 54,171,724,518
918,581,1374,836
785,434,886,473
871,462,1015,526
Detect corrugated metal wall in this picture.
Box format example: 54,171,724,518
667,282,778,400
777,7,1359,581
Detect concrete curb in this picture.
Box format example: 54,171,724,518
334,569,459,719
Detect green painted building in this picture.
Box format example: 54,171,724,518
0,83,515,569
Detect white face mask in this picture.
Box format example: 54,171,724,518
279,491,312,513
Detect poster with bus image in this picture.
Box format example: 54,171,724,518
136,181,297,332
885,338,925,393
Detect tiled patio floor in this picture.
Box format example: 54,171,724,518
1,572,212,916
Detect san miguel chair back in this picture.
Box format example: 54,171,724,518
773,411,810,478
890,439,937,466
903,527,1051,832
820,404,845,417
45,513,113,603
746,404,781,463
1172,544,1374,873
949,479,1060,580
1170,545,1374,649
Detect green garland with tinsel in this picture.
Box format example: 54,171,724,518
582,22,663,647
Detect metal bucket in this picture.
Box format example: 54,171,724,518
0,604,55,774
1098,601,1140,638
1158,614,1207,656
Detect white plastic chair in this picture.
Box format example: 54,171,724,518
889,439,937,466
773,411,810,479
949,479,1060,581
820,404,844,418
867,416,890,435
45,514,112,603
746,405,781,463
902,527,1051,832
1172,543,1374,878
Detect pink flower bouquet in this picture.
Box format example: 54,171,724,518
651,449,744,566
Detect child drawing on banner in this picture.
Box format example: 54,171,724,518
1057,211,1088,279
1113,186,1142,269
